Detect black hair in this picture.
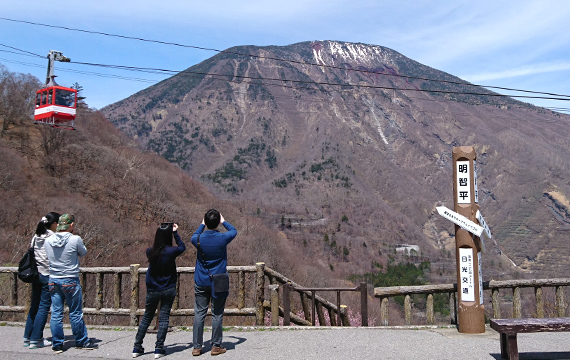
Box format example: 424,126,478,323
147,226,174,264
35,212,61,236
204,209,221,229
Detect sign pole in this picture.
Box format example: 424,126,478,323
453,146,485,334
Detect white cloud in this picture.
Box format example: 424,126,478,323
463,62,570,82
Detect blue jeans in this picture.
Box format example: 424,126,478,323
193,284,227,348
49,277,89,348
134,286,176,351
24,274,51,343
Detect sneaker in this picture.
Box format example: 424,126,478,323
132,346,144,358
76,340,98,350
192,347,202,356
23,339,30,347
52,345,63,354
211,346,226,356
154,348,166,359
29,339,52,349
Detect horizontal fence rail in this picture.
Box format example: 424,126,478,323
282,282,367,326
374,279,570,326
0,263,346,327
4,265,567,327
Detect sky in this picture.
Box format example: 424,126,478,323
1,0,570,111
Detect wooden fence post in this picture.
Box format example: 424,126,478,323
113,272,121,309
269,284,279,326
328,307,337,326
238,270,245,309
95,272,103,310
172,273,180,310
300,292,312,322
360,282,368,327
449,292,456,325
130,264,140,326
556,286,566,317
255,262,265,326
380,297,389,326
283,282,291,326
426,294,434,325
404,295,411,325
316,302,326,326
513,287,521,319
80,272,87,306
492,288,500,319
535,287,544,318
11,272,18,306
340,305,350,326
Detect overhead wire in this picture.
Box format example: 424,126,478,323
0,43,44,58
67,59,570,101
3,50,566,118
0,57,159,83
4,43,570,107
2,17,570,100
2,43,570,120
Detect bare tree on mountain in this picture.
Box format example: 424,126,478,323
0,65,41,137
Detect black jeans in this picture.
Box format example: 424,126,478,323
134,286,176,351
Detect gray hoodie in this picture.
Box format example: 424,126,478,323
44,232,87,278
31,230,54,276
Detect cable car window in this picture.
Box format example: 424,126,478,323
36,93,41,107
41,91,47,105
55,89,76,107
48,89,53,104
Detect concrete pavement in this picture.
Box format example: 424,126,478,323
2,322,570,359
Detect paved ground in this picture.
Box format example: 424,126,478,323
2,322,570,359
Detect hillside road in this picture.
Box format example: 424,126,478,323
1,323,570,359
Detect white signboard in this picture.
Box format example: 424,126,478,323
456,160,471,204
459,248,475,302
473,160,479,204
436,206,484,237
476,210,492,239
478,252,483,305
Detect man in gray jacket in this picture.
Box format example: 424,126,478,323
44,214,97,353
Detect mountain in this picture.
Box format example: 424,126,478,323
0,85,314,287
102,40,570,280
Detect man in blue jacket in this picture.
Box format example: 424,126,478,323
191,209,237,356
44,214,97,353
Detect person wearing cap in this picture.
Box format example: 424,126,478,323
44,214,98,353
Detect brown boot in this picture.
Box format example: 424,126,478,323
192,347,202,356
210,346,226,356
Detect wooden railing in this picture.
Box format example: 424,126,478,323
374,279,570,326
5,264,565,327
281,282,367,326
0,263,346,327
262,264,347,326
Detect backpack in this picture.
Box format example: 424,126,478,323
18,239,38,283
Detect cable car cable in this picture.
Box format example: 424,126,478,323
2,17,570,99
69,60,570,101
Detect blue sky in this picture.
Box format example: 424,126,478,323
1,1,570,111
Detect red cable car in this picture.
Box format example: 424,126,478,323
34,50,77,130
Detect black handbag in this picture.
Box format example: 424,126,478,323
18,238,38,283
212,273,230,293
196,234,229,294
